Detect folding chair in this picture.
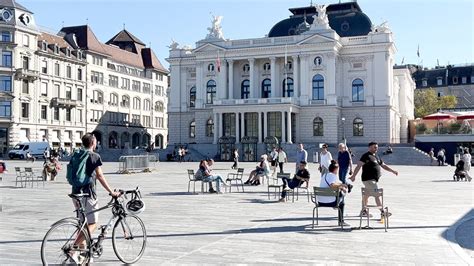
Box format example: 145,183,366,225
226,168,244,192
359,187,389,232
15,167,26,187
311,186,345,229
24,167,45,188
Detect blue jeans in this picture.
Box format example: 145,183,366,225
339,167,349,184
318,199,345,222
203,175,224,192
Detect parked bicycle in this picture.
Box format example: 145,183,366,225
40,187,146,265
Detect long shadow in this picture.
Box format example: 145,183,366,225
431,180,459,183
148,192,200,197
441,209,474,251
239,198,279,204
0,186,24,189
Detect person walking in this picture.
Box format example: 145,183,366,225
429,148,435,165
437,149,445,166
231,148,239,169
270,147,278,176
277,147,288,174
337,143,352,184
462,149,472,181
295,143,308,172
349,142,398,218
319,144,332,176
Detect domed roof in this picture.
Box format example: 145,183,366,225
268,2,372,38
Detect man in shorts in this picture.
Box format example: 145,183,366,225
349,142,398,218
71,133,119,261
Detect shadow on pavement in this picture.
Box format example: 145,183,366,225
441,209,474,251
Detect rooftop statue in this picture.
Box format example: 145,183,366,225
311,5,330,30
167,39,179,50
206,15,224,40
372,21,391,33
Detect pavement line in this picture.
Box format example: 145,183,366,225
165,203,309,263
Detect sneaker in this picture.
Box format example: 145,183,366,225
338,221,351,227
283,187,291,191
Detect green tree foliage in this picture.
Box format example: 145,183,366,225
414,88,458,118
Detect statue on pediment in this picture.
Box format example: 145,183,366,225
206,15,224,39
311,5,330,30
371,21,391,33
167,39,179,50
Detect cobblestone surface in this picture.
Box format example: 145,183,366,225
0,160,472,264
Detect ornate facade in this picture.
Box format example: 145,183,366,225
167,2,415,160
0,0,169,154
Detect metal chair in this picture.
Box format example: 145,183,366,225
267,173,290,199
24,167,45,188
311,186,344,229
187,169,202,193
289,184,311,202
226,168,244,192
359,187,389,232
15,167,26,187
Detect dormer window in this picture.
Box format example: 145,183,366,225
53,45,59,54
263,63,271,71
41,41,47,51
208,63,215,72
437,77,443,86
65,48,71,57
77,51,82,59
452,76,458,84
422,79,427,87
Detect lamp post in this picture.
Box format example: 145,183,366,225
341,117,346,146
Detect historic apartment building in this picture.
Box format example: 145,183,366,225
412,64,474,108
0,0,168,154
167,2,415,161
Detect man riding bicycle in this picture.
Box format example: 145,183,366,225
70,133,119,262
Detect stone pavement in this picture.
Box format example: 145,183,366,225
0,160,472,265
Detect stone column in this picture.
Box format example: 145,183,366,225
218,113,223,139
249,58,255,98
240,112,245,139
228,59,234,99
281,111,286,143
235,112,240,143
292,55,299,97
213,112,218,144
270,57,276,98
218,58,228,100
263,111,268,139
195,62,204,108
258,111,262,143
287,110,292,144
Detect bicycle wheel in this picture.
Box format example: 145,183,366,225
112,215,147,264
41,220,91,265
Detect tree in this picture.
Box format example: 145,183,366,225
414,88,457,118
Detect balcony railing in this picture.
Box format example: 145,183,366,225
51,97,80,108
213,97,299,106
15,68,39,81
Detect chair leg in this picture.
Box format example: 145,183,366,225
188,181,191,193
312,207,316,229
267,186,270,200
240,180,244,192
306,190,310,202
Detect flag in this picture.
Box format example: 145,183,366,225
417,45,420,58
216,51,221,72
401,57,404,64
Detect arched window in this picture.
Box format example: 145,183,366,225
242,64,250,72
241,79,250,99
155,101,164,112
261,79,271,98
206,80,216,104
133,97,141,110
143,99,151,111
353,118,364,136
352,79,364,102
190,121,196,138
313,117,324,136
208,63,215,72
263,63,271,71
312,74,324,100
206,118,214,137
121,95,130,107
189,86,196,107
282,78,294,97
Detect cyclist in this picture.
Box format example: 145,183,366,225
71,133,119,262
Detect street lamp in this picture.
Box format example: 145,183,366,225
341,117,346,146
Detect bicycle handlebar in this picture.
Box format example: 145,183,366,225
110,187,141,199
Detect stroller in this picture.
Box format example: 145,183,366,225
453,160,467,181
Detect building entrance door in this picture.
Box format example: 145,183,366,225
241,136,258,161
218,136,235,161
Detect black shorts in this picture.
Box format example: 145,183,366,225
271,160,277,167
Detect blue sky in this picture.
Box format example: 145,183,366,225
21,0,473,69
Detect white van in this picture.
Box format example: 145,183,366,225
8,142,50,159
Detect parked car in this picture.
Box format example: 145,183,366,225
8,142,50,159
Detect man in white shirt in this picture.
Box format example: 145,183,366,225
319,144,332,176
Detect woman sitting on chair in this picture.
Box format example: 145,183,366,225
318,160,349,226
244,154,270,186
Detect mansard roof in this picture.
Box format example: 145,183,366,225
268,2,372,38
60,25,110,56
0,0,32,13
412,65,474,87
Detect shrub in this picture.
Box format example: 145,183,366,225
416,123,427,134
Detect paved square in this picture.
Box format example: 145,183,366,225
0,160,472,264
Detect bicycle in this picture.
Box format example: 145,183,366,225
40,187,147,265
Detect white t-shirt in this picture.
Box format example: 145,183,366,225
318,172,340,203
320,152,333,168
278,151,287,162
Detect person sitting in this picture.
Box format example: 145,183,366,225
455,159,472,181
278,160,310,202
383,145,393,155
317,160,349,226
202,159,228,193
244,154,270,186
